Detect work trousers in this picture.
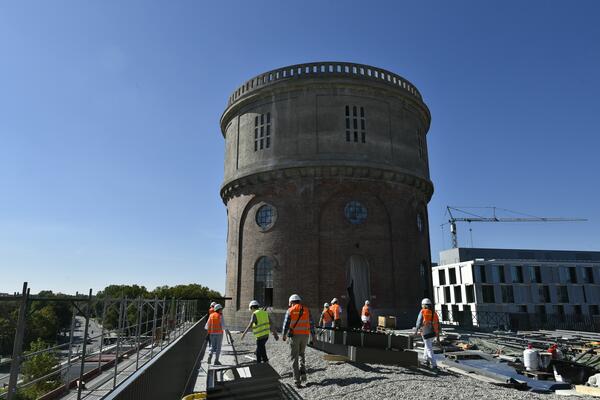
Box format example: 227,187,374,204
256,336,269,363
289,334,309,383
422,336,436,367
361,320,371,331
208,333,223,363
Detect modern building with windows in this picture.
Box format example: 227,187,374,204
218,62,433,328
432,247,600,326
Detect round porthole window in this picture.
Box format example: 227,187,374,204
255,204,276,231
344,201,368,224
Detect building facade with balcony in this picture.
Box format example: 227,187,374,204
432,248,600,327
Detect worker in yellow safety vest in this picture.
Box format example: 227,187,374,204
241,300,279,363
205,303,225,365
414,298,440,369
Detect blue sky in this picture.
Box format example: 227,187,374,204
1,1,599,295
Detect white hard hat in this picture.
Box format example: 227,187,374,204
210,302,216,307
365,300,370,305
249,300,260,309
214,304,223,311
289,294,302,303
323,302,330,307
331,298,338,304
421,298,432,306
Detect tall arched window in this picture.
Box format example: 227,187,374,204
254,257,274,307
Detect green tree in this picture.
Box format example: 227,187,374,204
19,338,61,399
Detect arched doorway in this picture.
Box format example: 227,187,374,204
346,255,371,328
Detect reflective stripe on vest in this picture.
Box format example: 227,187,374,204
330,304,340,320
207,312,223,334
252,310,270,339
289,304,310,335
421,309,439,334
322,309,333,323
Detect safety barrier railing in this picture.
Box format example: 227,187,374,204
0,282,210,400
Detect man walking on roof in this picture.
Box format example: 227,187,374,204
205,303,225,365
415,298,440,369
240,300,279,363
282,294,316,388
330,298,342,329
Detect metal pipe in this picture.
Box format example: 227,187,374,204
63,305,77,392
7,282,29,400
150,297,158,359
76,289,93,400
97,300,108,372
112,298,125,389
135,297,143,370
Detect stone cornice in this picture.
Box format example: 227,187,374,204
220,165,434,203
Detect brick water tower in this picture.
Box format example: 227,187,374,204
219,62,433,328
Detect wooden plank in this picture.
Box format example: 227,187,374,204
323,354,349,362
575,385,600,397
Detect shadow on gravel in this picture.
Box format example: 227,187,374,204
307,376,387,387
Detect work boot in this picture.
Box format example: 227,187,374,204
214,360,222,365
294,381,303,389
207,355,212,365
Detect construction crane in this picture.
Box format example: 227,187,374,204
445,206,587,248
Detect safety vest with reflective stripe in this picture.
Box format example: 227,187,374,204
361,305,371,319
289,304,310,336
330,304,341,320
252,310,270,339
321,308,333,324
207,312,223,334
421,309,439,335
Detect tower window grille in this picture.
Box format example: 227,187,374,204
345,105,366,143
417,131,424,159
254,112,272,151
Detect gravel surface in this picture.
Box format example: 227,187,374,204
231,332,589,400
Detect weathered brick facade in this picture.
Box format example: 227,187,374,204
219,62,434,329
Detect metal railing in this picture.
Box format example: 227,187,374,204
225,61,425,108
102,317,208,400
0,283,204,400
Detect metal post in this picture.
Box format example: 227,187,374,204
77,289,92,400
160,298,167,350
63,306,77,391
112,298,124,389
7,282,29,400
135,298,143,370
97,300,108,372
150,297,158,359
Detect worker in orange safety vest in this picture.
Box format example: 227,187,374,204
414,298,440,369
205,303,225,365
319,303,334,328
330,298,342,329
282,294,316,388
361,300,372,331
